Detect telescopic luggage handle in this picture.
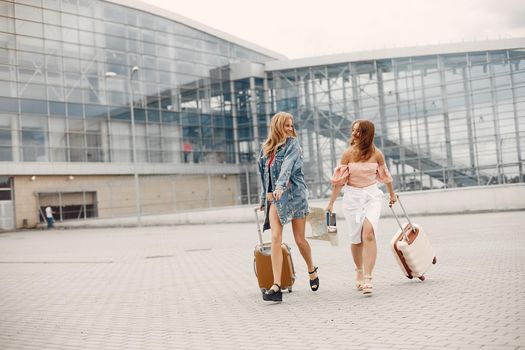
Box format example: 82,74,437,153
253,207,264,245
389,194,416,241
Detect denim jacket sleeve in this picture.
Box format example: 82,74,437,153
257,148,266,205
275,137,301,191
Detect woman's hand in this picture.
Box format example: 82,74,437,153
325,203,333,213
273,188,284,201
388,193,397,207
259,203,265,211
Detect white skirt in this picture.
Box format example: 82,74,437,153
342,183,384,244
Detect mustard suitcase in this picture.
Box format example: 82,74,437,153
253,208,295,292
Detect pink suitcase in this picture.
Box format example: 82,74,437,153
390,195,436,281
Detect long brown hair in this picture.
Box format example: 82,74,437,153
262,112,297,156
350,119,376,161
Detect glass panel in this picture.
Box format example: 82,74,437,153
78,0,94,14
68,118,85,162
490,51,508,74
105,35,126,52
0,176,11,188
0,189,12,200
22,125,48,162
78,16,94,31
88,122,105,159
62,0,79,14
0,128,12,149
15,4,43,21
105,22,126,38
15,19,43,38
103,2,125,24
61,12,78,29
110,119,131,162
0,2,15,17
63,57,79,72
67,102,83,117
62,42,79,57
18,51,45,69
147,109,160,122
19,83,46,99
0,18,15,37
16,0,42,7
43,9,61,24
43,0,61,11
0,48,16,65
18,37,45,55
0,80,16,98
0,97,18,113
49,117,67,161
45,54,62,72
44,26,61,42
20,99,47,114
48,101,65,116
0,145,13,161
0,33,16,50
85,104,107,118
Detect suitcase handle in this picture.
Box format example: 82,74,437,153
254,207,264,245
389,194,415,241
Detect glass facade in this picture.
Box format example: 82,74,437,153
265,51,525,197
0,0,276,165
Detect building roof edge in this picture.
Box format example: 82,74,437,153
105,0,287,60
265,37,525,71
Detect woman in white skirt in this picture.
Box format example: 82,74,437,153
326,119,396,295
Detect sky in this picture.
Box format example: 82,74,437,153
141,0,525,59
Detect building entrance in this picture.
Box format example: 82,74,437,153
38,191,97,222
0,176,14,230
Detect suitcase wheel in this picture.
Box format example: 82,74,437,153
418,275,426,281
432,256,437,264
407,275,413,279
288,287,292,293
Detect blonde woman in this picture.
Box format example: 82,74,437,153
257,112,319,302
326,119,396,295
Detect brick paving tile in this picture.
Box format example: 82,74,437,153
0,211,524,349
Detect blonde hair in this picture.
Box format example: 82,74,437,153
262,112,297,156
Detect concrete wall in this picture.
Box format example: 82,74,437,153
12,174,240,228
50,183,525,229
373,183,525,217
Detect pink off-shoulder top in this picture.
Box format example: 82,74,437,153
331,162,393,187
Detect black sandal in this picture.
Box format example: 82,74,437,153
309,266,319,292
263,283,282,302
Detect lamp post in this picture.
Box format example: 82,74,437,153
499,137,505,184
105,66,141,225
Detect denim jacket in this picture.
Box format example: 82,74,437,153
258,137,309,229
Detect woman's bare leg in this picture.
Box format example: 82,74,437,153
291,217,316,278
351,242,364,284
292,216,319,290
361,218,376,293
268,204,283,291
361,218,376,276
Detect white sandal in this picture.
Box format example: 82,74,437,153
362,275,373,294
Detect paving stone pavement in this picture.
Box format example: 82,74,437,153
0,211,524,350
